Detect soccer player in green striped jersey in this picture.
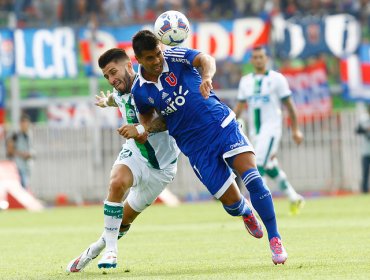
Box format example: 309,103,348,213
67,48,179,273
234,46,305,215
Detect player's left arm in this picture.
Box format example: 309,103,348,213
192,53,216,99
282,96,304,145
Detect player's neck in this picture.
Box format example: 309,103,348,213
254,68,267,75
142,68,159,83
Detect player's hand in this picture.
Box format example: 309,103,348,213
200,78,213,99
95,90,112,107
117,124,139,139
292,129,304,145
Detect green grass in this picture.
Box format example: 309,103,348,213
1,195,370,279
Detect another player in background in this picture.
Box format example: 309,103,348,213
233,46,305,215
121,30,287,265
66,48,179,272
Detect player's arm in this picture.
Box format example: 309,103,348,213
282,96,304,145
117,108,167,139
192,53,216,99
95,90,118,108
6,137,15,158
233,101,247,119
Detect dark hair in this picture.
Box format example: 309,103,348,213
132,30,159,57
98,48,129,69
252,45,267,54
20,113,30,122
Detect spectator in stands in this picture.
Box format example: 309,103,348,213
6,114,34,189
356,104,370,193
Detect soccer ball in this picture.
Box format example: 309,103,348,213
154,10,190,46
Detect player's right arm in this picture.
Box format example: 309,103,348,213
117,108,167,139
95,90,118,108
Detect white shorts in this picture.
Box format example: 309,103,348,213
113,144,177,212
253,128,282,168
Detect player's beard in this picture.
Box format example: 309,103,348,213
119,69,133,94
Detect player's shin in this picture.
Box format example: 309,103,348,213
241,168,280,240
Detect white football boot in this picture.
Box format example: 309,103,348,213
98,250,117,269
66,239,105,273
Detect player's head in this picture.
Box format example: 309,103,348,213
20,113,30,132
98,48,135,94
251,46,268,73
132,30,164,78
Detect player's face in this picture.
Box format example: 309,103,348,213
102,60,133,93
251,49,267,72
136,46,164,80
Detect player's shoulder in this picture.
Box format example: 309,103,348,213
164,47,187,58
268,69,285,79
240,73,254,83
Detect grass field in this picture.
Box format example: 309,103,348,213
1,195,369,280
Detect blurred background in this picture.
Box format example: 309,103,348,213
0,0,369,206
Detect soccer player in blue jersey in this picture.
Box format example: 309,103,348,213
121,30,287,265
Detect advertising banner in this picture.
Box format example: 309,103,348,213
341,44,370,101
0,29,14,78
274,14,361,59
280,60,332,120
79,17,270,76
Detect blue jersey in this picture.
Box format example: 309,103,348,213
132,47,233,156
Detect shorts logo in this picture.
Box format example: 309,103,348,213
148,97,155,104
119,148,132,159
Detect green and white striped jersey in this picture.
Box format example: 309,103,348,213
237,70,291,137
113,89,180,170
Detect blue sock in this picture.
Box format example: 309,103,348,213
241,168,280,240
223,196,252,217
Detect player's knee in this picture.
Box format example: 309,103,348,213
109,175,131,194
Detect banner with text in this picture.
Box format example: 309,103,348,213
79,17,270,75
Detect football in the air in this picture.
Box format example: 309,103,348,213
154,10,190,46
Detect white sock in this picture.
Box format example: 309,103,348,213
103,200,123,253
276,170,300,202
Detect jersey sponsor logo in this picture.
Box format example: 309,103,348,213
247,95,270,105
127,109,136,118
170,57,190,65
165,72,177,86
160,85,189,116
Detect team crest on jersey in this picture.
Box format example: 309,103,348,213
119,149,132,159
148,97,155,104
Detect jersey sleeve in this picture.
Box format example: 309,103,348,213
165,47,200,67
237,76,248,102
183,48,200,64
276,72,292,99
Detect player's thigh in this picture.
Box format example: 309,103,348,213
127,163,177,212
254,131,281,167
113,144,147,187
188,147,236,199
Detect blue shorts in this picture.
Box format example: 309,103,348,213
187,119,254,199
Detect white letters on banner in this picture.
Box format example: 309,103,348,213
15,28,77,78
